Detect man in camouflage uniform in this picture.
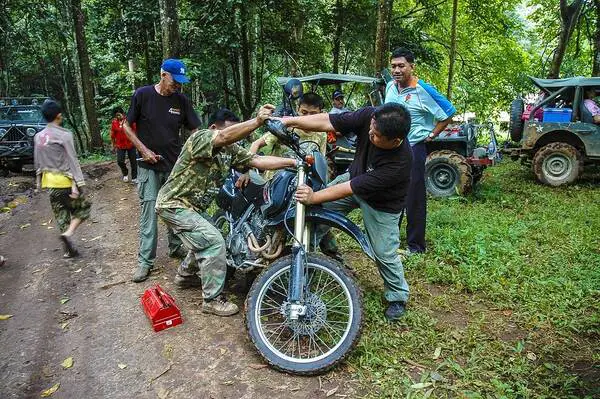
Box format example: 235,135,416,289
249,92,327,180
156,106,297,316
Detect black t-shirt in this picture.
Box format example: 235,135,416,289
330,107,412,213
127,85,201,172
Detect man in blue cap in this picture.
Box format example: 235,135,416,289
122,58,202,282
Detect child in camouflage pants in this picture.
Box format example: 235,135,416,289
34,100,91,258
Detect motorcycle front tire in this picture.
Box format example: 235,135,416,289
245,253,362,375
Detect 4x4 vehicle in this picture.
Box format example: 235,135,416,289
425,121,499,197
276,73,385,178
508,77,600,186
0,98,46,176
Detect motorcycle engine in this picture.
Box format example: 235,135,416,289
226,211,269,267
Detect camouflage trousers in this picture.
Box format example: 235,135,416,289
157,207,226,300
49,188,92,233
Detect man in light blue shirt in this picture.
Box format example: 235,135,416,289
384,48,456,254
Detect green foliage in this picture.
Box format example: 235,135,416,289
341,160,600,397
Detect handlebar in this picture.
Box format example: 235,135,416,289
263,119,305,160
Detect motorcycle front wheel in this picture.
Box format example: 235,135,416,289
245,253,362,375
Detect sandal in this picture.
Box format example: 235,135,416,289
60,235,79,258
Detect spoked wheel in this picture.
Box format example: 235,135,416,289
245,253,362,375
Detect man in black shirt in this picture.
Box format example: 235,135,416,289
278,103,413,321
123,59,202,282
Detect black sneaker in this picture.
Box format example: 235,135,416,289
385,301,406,321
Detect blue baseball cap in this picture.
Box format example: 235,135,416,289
161,59,190,84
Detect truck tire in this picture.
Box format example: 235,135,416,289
509,98,524,142
532,143,583,186
425,150,473,197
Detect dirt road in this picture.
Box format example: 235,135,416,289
0,163,360,398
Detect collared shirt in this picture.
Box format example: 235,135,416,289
156,129,255,212
385,77,456,145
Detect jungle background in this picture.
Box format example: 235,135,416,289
2,0,600,151
1,1,599,398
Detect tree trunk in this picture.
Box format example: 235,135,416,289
331,0,344,74
548,0,585,79
374,0,394,74
144,27,152,84
447,0,458,99
71,0,102,150
159,0,180,59
593,0,600,76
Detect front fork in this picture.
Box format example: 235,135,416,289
288,163,310,320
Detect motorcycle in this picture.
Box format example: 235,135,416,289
213,119,375,375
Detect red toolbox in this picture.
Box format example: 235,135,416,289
141,284,183,332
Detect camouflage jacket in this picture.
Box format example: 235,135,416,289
263,128,327,180
156,129,255,211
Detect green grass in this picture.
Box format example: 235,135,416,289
338,160,600,398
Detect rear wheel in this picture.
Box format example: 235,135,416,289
245,253,362,375
509,98,524,142
425,150,473,197
532,143,583,186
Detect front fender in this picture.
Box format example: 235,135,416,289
269,206,375,260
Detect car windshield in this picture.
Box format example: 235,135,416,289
0,106,44,123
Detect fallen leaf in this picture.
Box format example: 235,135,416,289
61,357,74,369
433,347,441,359
326,387,339,397
411,382,433,390
120,197,127,201
0,314,14,320
60,297,70,305
248,363,268,370
1,207,12,212
526,352,537,361
20,223,31,229
118,363,127,369
157,387,170,399
88,235,103,242
222,380,234,386
60,322,69,329
47,226,54,230
40,383,60,397
73,268,82,273
41,222,48,226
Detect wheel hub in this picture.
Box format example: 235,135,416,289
283,293,327,335
432,165,456,190
544,154,572,178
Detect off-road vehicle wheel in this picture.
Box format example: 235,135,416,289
532,142,583,186
425,150,473,197
509,98,524,142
